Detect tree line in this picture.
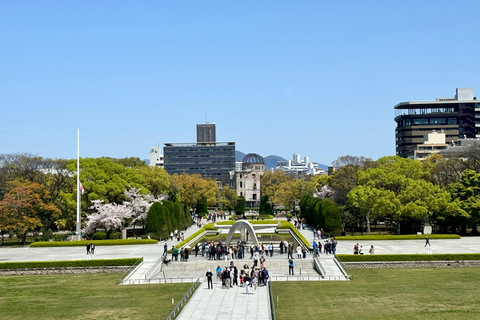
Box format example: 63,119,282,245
1,144,479,243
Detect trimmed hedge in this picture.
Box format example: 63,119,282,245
277,221,309,247
172,226,213,250
30,239,158,247
334,234,461,241
0,258,142,269
204,223,218,230
216,220,278,226
336,254,480,262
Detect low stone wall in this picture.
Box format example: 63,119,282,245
0,266,130,276
343,260,480,269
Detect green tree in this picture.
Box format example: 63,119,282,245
235,196,246,215
219,186,237,213
259,195,273,215
163,200,176,230
174,201,185,229
66,157,144,207
322,205,342,235
196,196,208,216
348,185,400,234
329,164,360,205
170,174,219,213
448,170,480,234
145,202,168,239
137,166,170,198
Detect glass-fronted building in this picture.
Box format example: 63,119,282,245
395,88,480,158
163,142,235,186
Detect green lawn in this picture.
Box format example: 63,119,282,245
0,273,191,320
272,268,480,320
3,269,480,319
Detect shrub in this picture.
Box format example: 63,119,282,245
109,231,122,239
30,239,158,247
53,234,65,242
93,231,107,240
258,215,274,220
40,228,54,241
334,234,461,241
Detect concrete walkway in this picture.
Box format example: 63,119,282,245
3,221,480,320
177,280,270,320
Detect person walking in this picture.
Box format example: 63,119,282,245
86,242,91,255
425,236,431,247
244,274,251,294
206,269,213,289
288,243,294,259
288,258,294,275
163,242,168,256
369,245,375,254
90,243,95,254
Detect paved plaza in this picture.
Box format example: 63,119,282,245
2,222,480,320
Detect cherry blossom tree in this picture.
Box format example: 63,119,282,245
83,200,130,237
83,187,167,237
123,187,166,229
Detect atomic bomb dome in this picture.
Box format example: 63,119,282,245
242,153,265,170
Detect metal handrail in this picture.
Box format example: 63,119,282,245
123,277,199,285
312,255,326,278
333,256,351,280
116,257,143,284
267,279,276,320
165,278,200,320
269,275,349,281
144,255,164,280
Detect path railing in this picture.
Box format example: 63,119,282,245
267,278,276,320
122,277,199,285
312,255,326,278
116,257,143,284
165,278,200,320
269,275,349,281
144,255,164,280
333,256,351,280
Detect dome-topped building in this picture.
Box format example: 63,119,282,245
231,153,266,207
242,153,265,171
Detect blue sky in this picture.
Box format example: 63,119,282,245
2,1,480,166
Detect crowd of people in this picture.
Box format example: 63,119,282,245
206,262,269,294
310,238,337,255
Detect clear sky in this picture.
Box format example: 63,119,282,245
2,1,480,166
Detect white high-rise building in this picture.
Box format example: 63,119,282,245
149,147,164,167
276,153,324,177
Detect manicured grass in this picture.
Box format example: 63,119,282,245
216,220,279,225
30,239,158,247
335,234,461,240
337,253,480,262
0,273,191,320
0,258,142,269
272,268,480,320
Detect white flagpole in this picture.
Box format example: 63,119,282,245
76,129,81,240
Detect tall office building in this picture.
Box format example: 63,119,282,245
394,88,480,158
164,123,235,186
197,123,216,144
